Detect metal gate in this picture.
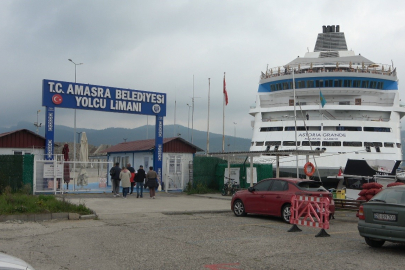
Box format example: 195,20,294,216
33,155,113,194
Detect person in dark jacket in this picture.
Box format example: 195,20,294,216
110,162,121,197
134,165,146,198
126,163,136,195
145,166,159,199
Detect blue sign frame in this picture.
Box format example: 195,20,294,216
42,79,166,185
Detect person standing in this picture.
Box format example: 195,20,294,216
127,163,136,195
135,165,146,198
145,166,159,199
110,162,121,197
120,166,131,198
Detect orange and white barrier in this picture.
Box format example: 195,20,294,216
288,195,330,237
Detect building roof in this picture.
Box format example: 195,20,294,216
0,129,46,148
104,137,203,153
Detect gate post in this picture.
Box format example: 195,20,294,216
154,116,164,187
45,106,55,160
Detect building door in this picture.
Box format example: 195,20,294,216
166,155,183,190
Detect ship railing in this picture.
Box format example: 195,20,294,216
259,101,394,108
261,64,395,80
261,116,389,122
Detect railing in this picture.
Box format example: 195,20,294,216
261,64,396,80
262,116,390,122
258,100,395,108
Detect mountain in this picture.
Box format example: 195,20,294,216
0,121,251,153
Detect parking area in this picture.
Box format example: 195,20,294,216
1,194,405,269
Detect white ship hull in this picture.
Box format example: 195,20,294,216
249,25,405,185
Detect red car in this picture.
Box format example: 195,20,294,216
231,178,335,223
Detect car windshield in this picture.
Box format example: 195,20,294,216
297,181,327,192
371,188,405,204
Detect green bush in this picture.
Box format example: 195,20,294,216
0,187,93,215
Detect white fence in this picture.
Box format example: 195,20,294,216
33,155,113,194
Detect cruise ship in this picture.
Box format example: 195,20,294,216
249,25,405,183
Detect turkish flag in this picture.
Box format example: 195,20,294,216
223,75,228,105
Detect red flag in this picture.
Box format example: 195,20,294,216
223,74,228,105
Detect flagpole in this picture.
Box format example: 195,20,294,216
191,75,194,144
222,72,225,152
207,78,210,154
293,68,299,177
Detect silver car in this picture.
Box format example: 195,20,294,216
358,185,405,247
0,252,35,270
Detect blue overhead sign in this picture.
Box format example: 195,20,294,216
42,79,167,116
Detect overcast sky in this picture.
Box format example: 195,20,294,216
1,0,405,140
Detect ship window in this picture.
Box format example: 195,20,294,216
270,85,276,91
306,80,314,88
296,102,306,105
343,141,362,147
322,141,341,146
366,146,371,152
377,82,384,89
289,99,294,106
260,127,283,132
334,79,342,87
325,80,333,87
339,126,362,131
353,80,361,87
302,141,321,146
370,81,377,89
277,83,282,90
361,80,369,88
364,142,375,147
384,142,394,148
251,142,254,146
265,141,281,146
315,80,324,88
339,101,350,105
289,82,293,89
397,143,402,148
344,80,352,87
283,141,300,146
364,127,391,132
355,98,361,105
373,142,383,147
283,82,289,90
308,126,322,131
256,141,264,146
297,81,305,89
285,126,295,131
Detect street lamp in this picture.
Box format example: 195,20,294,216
34,110,42,134
233,122,237,150
68,59,83,190
186,104,191,141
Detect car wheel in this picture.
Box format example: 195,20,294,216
233,200,247,217
365,237,385,248
281,204,291,223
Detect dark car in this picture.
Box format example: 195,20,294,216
231,178,335,223
358,185,405,247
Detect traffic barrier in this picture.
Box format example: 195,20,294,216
288,195,330,237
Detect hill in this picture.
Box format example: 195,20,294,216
0,121,251,153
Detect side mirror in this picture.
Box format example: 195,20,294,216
248,187,254,192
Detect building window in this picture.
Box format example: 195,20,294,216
144,157,149,169
13,151,23,155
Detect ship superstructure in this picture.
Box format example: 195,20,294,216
249,25,405,180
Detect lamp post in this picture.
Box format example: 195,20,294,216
68,59,83,190
233,122,237,151
186,104,191,141
34,110,42,134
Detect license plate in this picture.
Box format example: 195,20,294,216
373,213,397,222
